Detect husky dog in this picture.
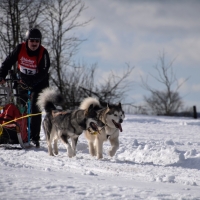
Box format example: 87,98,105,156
37,88,103,157
80,97,125,159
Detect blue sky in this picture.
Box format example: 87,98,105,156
75,0,200,112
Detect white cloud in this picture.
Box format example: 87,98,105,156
77,0,200,108
179,78,200,93
192,84,200,92
80,0,200,68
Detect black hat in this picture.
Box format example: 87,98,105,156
25,28,42,40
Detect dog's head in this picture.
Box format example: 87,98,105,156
104,102,125,132
84,104,105,133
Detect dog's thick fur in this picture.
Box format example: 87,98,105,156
37,88,102,157
80,97,125,159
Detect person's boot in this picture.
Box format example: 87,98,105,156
32,140,40,148
35,141,40,148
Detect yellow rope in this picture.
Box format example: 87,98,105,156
1,113,42,126
0,112,42,135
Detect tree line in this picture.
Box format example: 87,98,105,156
0,0,188,115
0,0,134,109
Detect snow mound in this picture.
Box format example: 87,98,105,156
117,145,185,165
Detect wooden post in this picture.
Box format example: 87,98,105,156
193,106,197,119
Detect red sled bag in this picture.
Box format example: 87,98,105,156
0,103,27,144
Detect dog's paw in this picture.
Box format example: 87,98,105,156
48,149,54,156
97,154,103,159
108,149,116,157
68,153,73,158
89,149,96,156
72,151,76,157
67,148,74,158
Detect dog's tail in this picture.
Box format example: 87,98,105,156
37,88,64,112
79,97,100,110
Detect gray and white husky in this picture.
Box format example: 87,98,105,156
37,88,103,157
80,97,125,159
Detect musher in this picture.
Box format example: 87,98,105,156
0,28,50,147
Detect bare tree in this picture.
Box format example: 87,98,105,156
81,64,134,105
60,62,97,109
51,62,134,109
0,0,24,58
141,51,188,115
0,0,135,110
43,0,90,95
0,0,46,69
43,0,135,109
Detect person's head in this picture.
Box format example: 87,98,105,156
25,28,42,51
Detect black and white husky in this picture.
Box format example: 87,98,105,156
80,97,125,159
37,88,103,157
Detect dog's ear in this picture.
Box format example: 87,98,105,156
105,103,110,114
118,102,122,108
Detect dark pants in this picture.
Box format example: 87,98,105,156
18,77,49,142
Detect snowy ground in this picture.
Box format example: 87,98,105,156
1,114,200,200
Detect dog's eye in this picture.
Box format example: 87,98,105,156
114,114,117,117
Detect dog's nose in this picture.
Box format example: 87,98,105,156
119,119,123,123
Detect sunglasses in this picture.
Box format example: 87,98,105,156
29,39,40,43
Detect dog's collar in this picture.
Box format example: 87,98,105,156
87,127,99,135
87,124,107,135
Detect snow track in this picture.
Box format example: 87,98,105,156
1,114,200,199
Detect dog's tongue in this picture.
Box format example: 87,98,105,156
117,123,122,132
112,120,123,132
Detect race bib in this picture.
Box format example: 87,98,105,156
19,65,37,75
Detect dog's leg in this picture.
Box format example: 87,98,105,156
47,142,54,156
47,139,54,156
85,132,96,156
43,120,54,156
95,137,104,159
108,137,119,157
88,141,96,156
60,134,73,158
71,137,78,157
53,139,58,155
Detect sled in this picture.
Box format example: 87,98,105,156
0,103,28,149
0,76,30,149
